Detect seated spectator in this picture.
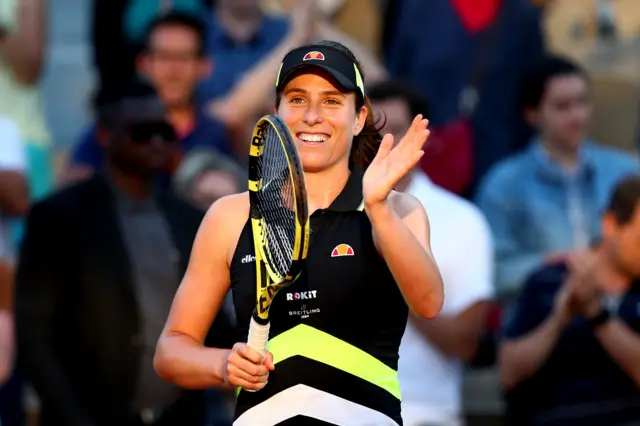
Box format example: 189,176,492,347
500,175,640,426
91,0,204,103
475,56,640,301
369,81,494,426
172,147,245,210
0,117,28,426
15,86,234,426
198,0,289,102
66,12,233,185
0,0,52,200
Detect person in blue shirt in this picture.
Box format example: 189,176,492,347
65,12,234,186
475,55,639,301
198,0,289,102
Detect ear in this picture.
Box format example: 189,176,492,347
199,57,213,79
601,212,618,239
353,105,368,137
524,107,539,126
96,125,111,148
136,52,151,77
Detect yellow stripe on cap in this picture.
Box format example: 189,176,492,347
275,62,284,87
236,324,400,399
354,64,364,97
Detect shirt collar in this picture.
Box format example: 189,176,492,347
327,165,365,212
531,138,596,181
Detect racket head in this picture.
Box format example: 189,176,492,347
248,114,310,322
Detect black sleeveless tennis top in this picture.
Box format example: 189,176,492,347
229,167,408,426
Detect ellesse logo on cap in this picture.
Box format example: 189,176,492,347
331,243,354,257
303,51,325,61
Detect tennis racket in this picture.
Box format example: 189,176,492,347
246,114,309,364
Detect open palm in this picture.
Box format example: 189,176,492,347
363,115,430,206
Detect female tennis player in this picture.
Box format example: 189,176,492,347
154,40,444,426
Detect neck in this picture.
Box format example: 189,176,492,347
166,103,195,135
107,164,154,201
540,137,581,171
217,6,261,42
304,163,351,214
594,246,633,294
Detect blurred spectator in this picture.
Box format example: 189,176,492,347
475,56,639,301
500,175,640,426
369,81,494,426
0,0,52,200
198,0,289,102
0,117,28,426
92,0,205,103
15,86,234,426
66,12,233,186
384,0,545,195
172,147,245,210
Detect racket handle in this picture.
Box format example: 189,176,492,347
247,317,270,359
246,318,270,393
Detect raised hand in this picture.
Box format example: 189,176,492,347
362,115,429,208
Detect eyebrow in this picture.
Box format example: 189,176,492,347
283,88,346,97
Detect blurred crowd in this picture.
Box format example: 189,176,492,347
1,0,640,425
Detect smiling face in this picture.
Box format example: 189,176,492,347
276,70,367,173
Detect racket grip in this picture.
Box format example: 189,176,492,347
247,317,270,359
246,318,270,393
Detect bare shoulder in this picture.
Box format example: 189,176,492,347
199,192,250,264
388,190,426,220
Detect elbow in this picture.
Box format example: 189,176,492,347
497,346,520,390
153,337,174,383
6,196,30,217
412,292,444,319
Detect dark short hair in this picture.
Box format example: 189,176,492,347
96,80,162,128
367,80,430,120
520,55,588,110
607,175,640,225
144,11,207,56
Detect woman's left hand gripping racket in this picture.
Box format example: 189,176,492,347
246,114,309,386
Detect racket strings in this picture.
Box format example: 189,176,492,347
255,126,297,279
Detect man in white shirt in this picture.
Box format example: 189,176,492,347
370,82,495,426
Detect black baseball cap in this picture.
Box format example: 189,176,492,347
275,44,365,100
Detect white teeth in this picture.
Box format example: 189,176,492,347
298,133,328,143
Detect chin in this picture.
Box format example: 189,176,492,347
299,152,331,173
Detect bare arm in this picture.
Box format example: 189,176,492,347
594,318,640,388
410,301,491,363
0,0,46,85
154,194,247,389
499,309,566,390
368,193,444,319
0,171,29,215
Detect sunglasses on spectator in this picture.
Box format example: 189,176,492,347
124,121,177,144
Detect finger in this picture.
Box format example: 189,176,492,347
375,133,394,161
232,356,269,377
395,119,429,156
230,375,269,391
228,363,269,385
264,351,276,371
240,343,265,364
